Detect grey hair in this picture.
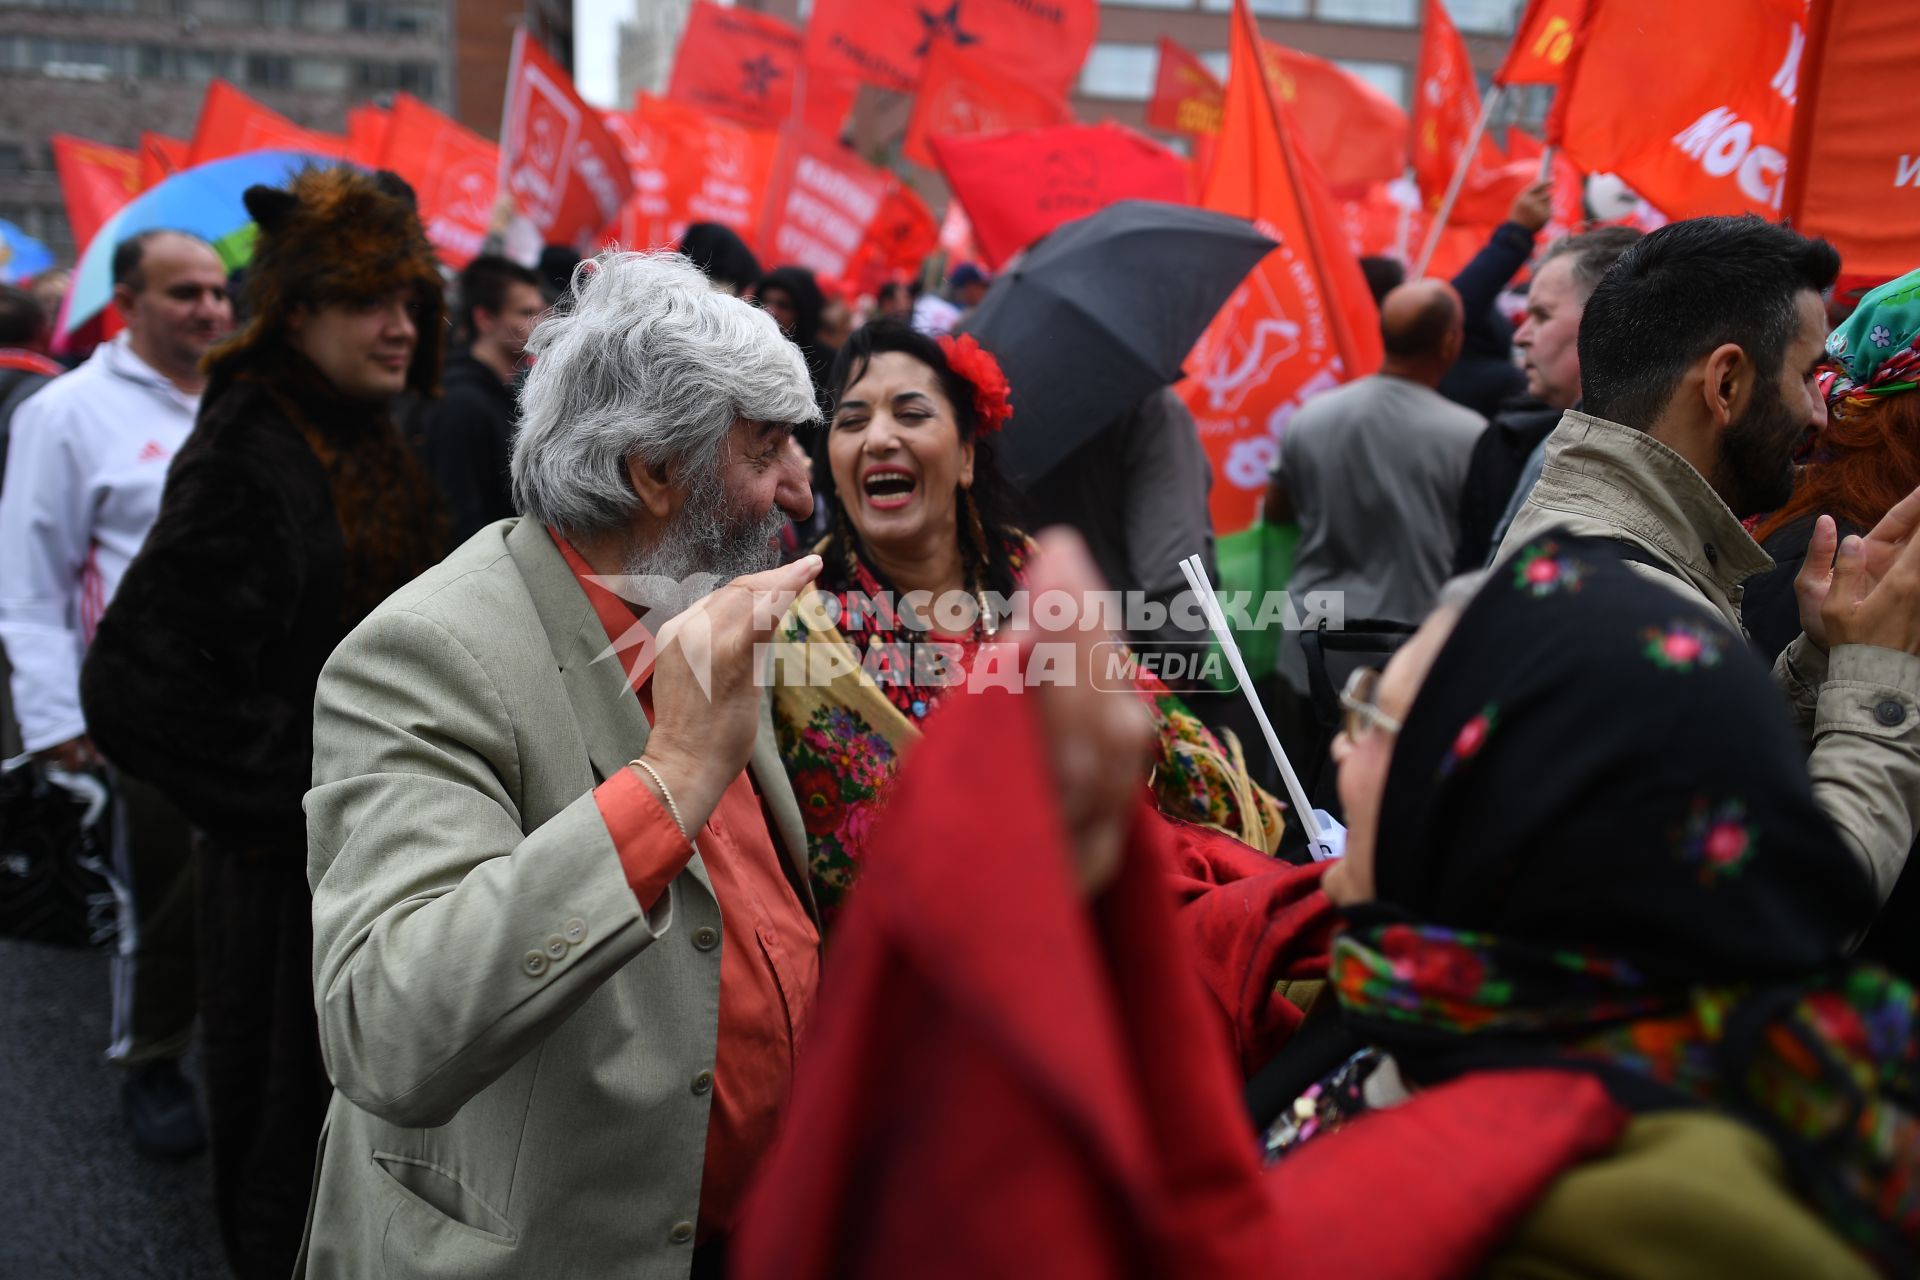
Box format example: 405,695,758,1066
510,249,819,537
1433,570,1489,615
1537,225,1643,299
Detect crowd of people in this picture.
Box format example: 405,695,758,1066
1,159,1918,1280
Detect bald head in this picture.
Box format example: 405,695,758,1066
1380,280,1462,358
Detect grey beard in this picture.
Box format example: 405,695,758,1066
620,469,788,616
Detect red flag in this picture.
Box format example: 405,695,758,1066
1782,0,1920,290
1412,0,1483,210
1549,0,1801,220
377,94,499,269
1147,37,1225,137
1498,0,1586,86
803,0,1096,97
137,133,187,191
1262,41,1409,192
602,96,777,253
758,127,892,279
187,81,349,165
51,136,141,254
1178,0,1383,535
903,41,1075,170
929,122,1189,271
800,70,861,142
347,105,391,168
500,28,634,249
667,0,802,131
846,176,940,294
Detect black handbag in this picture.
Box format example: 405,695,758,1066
0,756,119,948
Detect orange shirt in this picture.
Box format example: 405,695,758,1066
555,530,820,1240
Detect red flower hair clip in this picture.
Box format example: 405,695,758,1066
936,333,1013,436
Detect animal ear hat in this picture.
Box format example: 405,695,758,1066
208,166,447,396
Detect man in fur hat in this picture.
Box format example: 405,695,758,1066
81,167,448,1280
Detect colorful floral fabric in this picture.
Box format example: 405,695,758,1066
1330,924,1920,1274
1825,267,1920,407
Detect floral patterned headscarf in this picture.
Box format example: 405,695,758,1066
1334,534,1919,1273
1824,267,1920,408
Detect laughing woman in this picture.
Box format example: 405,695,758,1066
773,321,1282,929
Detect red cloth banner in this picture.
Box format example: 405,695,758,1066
1549,0,1802,220
1262,41,1409,192
929,121,1188,271
500,28,633,249
845,176,940,295
601,96,777,253
667,0,803,131
51,135,141,254
759,127,892,279
378,94,499,269
137,133,187,191
1497,0,1586,86
1412,0,1483,210
347,105,391,168
803,0,1096,97
1179,0,1383,535
903,40,1075,170
187,80,349,165
1782,0,1920,290
1147,37,1225,138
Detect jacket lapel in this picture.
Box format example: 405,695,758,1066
506,518,716,898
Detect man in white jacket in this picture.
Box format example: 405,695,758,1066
0,229,231,1155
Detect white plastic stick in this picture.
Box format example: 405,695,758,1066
1178,554,1333,857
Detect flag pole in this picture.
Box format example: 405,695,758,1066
1536,143,1555,183
1393,165,1416,263
1414,83,1502,278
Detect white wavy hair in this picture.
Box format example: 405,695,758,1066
511,249,819,537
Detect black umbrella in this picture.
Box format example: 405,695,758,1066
964,200,1276,483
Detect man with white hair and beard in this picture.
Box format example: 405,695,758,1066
298,251,825,1279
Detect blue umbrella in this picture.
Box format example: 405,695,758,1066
59,150,344,338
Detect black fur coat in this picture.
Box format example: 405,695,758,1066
81,344,446,852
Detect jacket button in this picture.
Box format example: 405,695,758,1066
1876,698,1907,727
522,951,548,978
544,934,569,961
692,926,719,951
562,916,587,944
669,1221,694,1245
691,1069,713,1095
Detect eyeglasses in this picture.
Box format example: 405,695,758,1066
1338,667,1402,740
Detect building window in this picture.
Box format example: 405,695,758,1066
1333,58,1408,106
1201,0,1308,14
1199,51,1229,82
1314,0,1416,25
1078,43,1157,102
246,52,292,88
1445,0,1516,33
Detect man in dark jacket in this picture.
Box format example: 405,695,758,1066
80,167,447,1280
1436,181,1552,421
1453,225,1643,571
417,254,543,543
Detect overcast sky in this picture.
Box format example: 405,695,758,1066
574,0,631,109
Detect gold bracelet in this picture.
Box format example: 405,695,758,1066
630,757,686,838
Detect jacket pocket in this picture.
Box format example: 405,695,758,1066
370,1150,518,1245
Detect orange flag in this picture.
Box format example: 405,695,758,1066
138,133,187,190
667,0,802,131
759,127,892,279
1549,0,1801,220
1179,0,1383,535
1412,0,1483,210
1147,37,1225,137
1497,0,1585,86
347,105,391,168
601,96,777,253
1262,41,1409,192
500,28,634,249
1783,0,1920,291
902,41,1075,169
377,94,499,268
803,0,1096,97
51,136,141,254
187,80,349,165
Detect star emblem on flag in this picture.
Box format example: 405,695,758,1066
739,54,782,99
915,0,981,58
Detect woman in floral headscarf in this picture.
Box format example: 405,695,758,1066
1745,265,1920,981
772,321,1282,931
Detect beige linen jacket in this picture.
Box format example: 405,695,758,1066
1497,410,1920,906
297,516,814,1279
